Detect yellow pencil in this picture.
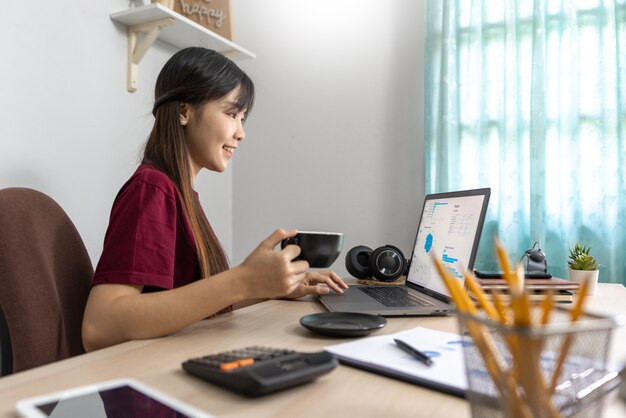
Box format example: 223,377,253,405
513,264,531,328
494,240,531,328
490,290,509,325
540,289,554,326
430,252,468,312
495,237,519,289
450,275,476,314
464,271,499,320
549,275,591,393
570,274,591,321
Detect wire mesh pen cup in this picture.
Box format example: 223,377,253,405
457,308,622,418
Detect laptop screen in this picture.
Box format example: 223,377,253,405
406,188,490,299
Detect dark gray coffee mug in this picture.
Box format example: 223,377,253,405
280,231,344,268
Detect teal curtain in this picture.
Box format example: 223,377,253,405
425,0,626,283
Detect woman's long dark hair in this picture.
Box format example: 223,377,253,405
144,47,255,278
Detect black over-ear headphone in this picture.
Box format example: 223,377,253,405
522,242,548,273
345,245,409,282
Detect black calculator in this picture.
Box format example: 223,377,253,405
182,346,338,396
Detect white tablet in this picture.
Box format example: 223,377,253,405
16,378,214,418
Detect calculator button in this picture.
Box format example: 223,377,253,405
238,358,254,367
219,361,241,372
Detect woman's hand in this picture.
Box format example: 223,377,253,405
283,270,349,299
238,229,310,299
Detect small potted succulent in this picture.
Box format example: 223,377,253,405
567,242,600,295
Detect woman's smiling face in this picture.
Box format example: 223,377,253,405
181,86,247,177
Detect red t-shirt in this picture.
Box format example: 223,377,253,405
93,163,201,292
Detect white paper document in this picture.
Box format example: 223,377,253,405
325,326,468,397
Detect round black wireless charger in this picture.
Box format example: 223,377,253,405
299,312,387,337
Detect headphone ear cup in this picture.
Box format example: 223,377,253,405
529,249,545,262
345,246,373,279
525,248,548,273
369,245,406,282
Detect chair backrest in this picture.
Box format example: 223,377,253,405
0,187,93,375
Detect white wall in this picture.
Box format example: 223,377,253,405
231,0,425,276
0,0,424,278
0,1,233,264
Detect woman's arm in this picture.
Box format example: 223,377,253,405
82,266,245,351
82,229,308,352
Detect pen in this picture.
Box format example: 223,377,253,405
393,338,433,366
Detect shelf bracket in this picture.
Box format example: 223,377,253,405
127,17,174,92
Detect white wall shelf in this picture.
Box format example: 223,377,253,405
110,3,255,92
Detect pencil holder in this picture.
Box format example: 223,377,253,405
457,308,622,418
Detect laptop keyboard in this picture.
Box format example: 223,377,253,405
359,286,436,308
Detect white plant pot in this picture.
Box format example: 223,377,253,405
568,268,599,295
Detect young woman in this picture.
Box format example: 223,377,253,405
82,47,347,352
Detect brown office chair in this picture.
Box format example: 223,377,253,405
0,187,93,376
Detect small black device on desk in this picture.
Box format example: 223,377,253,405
182,346,338,397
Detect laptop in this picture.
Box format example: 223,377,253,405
319,188,491,316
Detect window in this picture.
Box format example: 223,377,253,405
425,0,626,282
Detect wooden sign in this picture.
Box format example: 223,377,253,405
173,0,232,40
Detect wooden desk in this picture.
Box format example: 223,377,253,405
0,284,625,418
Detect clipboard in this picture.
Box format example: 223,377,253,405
325,327,467,398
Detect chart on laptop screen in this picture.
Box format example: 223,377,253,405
407,193,487,297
